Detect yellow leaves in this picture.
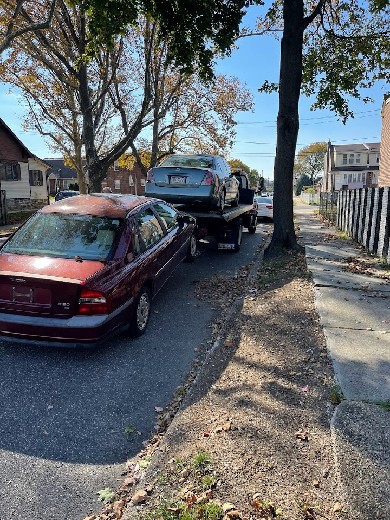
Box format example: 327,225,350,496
117,151,151,170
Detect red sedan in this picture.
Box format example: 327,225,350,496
0,194,196,348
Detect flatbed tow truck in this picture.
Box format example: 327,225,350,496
175,187,257,252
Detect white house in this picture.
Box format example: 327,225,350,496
0,118,50,211
323,141,380,192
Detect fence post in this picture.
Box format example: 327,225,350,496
377,187,390,260
0,190,8,225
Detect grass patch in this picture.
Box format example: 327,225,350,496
376,400,390,412
337,231,350,240
140,452,224,520
330,385,344,405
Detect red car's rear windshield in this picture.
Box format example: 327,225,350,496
2,213,123,261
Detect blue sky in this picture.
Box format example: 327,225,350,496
0,5,387,180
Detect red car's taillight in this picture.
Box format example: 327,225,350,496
200,170,214,186
78,288,109,315
266,205,273,209
146,169,153,182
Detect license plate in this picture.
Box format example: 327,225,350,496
170,176,186,184
218,243,236,250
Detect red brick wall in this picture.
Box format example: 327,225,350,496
102,164,146,195
0,125,30,162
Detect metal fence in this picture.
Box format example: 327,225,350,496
319,192,338,223
337,187,390,262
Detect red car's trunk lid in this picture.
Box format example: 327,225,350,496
0,253,104,317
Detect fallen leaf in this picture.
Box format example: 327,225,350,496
131,489,148,505
113,499,125,518
223,510,242,519
295,429,309,441
222,503,237,513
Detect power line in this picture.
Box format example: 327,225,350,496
236,109,381,125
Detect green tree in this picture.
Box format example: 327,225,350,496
70,0,246,79
295,174,311,196
294,142,326,186
254,0,388,255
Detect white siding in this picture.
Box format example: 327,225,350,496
3,161,30,199
29,158,49,201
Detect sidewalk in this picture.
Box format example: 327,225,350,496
295,203,390,520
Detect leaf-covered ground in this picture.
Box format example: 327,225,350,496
86,247,350,520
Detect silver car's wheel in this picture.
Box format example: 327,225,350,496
218,190,225,212
130,287,151,337
230,191,239,207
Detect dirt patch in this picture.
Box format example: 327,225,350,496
86,247,348,520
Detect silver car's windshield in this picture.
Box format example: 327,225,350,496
160,155,213,169
2,213,122,261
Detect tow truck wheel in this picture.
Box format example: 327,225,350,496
232,221,243,252
248,224,256,234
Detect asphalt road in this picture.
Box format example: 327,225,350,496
0,225,267,520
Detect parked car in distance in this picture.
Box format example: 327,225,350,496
0,194,196,348
145,154,240,211
255,195,273,221
54,190,80,202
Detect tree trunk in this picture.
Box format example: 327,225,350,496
77,14,105,193
266,0,305,257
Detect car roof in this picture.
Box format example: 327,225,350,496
43,194,150,218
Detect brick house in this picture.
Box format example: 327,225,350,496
323,141,380,193
379,95,390,187
102,161,146,195
0,118,50,212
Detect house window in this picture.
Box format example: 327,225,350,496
114,161,119,171
355,154,361,164
362,172,366,185
63,180,69,189
357,173,361,183
342,154,348,165
0,162,21,181
114,179,120,190
29,170,43,186
348,174,352,183
129,175,134,186
344,174,348,182
348,154,354,164
140,178,146,186
353,173,357,183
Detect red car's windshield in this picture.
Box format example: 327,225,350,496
2,213,123,261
